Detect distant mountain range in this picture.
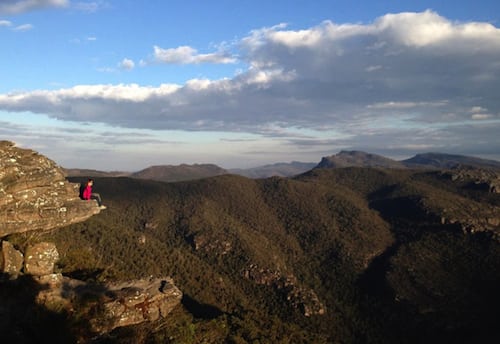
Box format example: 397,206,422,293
317,151,500,170
63,168,130,178
64,151,500,181
130,164,228,182
403,152,500,169
229,161,317,178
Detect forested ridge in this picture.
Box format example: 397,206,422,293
9,167,499,343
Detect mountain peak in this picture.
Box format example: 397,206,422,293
131,163,228,182
316,150,404,169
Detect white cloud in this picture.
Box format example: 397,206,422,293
470,106,487,113
366,101,448,110
118,58,135,70
0,20,12,27
0,0,68,14
0,11,499,160
375,10,454,46
471,113,492,120
12,23,33,31
153,45,237,65
365,65,382,72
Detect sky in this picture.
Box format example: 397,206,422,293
1,0,500,171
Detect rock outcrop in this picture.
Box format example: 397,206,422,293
0,141,182,337
0,140,100,237
243,263,326,317
444,168,500,193
24,242,60,276
36,272,182,334
89,277,182,333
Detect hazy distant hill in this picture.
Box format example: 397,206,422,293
130,163,228,182
402,152,500,169
315,151,500,171
316,150,406,169
63,168,129,178
230,161,316,178
64,151,500,184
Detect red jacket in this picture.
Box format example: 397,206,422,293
83,185,92,200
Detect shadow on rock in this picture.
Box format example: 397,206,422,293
0,273,80,344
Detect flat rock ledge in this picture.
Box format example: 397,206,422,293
37,274,183,334
0,140,100,238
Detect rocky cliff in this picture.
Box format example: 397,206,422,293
0,140,100,237
0,141,182,339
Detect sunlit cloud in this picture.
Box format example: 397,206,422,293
118,58,135,70
1,10,499,165
153,45,237,65
12,23,33,31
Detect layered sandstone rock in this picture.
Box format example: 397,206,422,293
0,141,182,335
89,277,182,333
36,272,183,334
0,140,100,237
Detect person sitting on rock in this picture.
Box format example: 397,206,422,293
83,178,106,209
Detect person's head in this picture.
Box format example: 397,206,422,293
87,178,94,186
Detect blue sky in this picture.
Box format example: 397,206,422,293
1,0,499,170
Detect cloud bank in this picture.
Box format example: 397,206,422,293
1,10,499,160
0,0,68,14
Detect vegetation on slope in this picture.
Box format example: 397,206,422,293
6,167,500,343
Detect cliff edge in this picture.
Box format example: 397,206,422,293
0,140,100,237
0,141,182,340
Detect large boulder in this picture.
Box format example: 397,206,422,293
24,242,60,276
35,275,183,334
90,277,182,333
0,140,100,237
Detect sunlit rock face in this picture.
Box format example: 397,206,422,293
0,140,100,237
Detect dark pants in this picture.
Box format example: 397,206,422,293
91,193,102,206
